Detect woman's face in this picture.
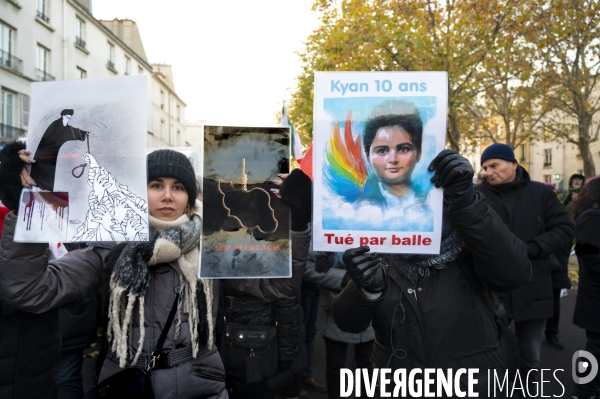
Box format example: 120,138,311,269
147,177,189,221
367,126,421,186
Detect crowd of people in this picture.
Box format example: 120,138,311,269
0,137,598,399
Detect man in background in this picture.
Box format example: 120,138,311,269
476,143,574,393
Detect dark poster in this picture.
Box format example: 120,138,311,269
200,125,291,278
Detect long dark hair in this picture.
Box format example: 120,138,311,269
573,178,600,220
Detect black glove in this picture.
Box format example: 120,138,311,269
315,253,333,273
279,169,312,231
342,246,386,294
527,241,542,259
0,140,27,212
340,271,352,289
428,149,474,203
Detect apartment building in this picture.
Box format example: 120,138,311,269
0,0,186,147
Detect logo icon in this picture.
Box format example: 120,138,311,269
572,350,598,385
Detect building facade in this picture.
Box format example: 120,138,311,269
0,0,185,147
530,139,600,190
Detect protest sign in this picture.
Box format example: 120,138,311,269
200,125,291,278
313,71,447,254
15,76,149,242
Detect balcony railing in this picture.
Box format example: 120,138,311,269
36,10,50,23
0,124,27,143
0,49,24,74
75,36,86,48
107,60,115,69
36,68,55,81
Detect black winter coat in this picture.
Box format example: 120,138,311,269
550,245,572,290
58,295,97,352
218,227,311,394
219,284,303,393
475,167,574,321
0,213,109,399
332,193,532,397
0,307,60,399
573,208,600,333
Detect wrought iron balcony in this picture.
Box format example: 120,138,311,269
0,49,24,74
0,124,27,143
75,36,86,48
107,60,115,69
36,68,55,81
37,10,50,23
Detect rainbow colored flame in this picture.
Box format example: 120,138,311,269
323,111,368,202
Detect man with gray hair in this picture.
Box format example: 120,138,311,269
476,143,574,393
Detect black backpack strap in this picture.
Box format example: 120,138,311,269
148,288,180,371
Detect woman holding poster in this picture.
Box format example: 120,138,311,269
0,144,312,399
332,150,532,398
1,148,228,398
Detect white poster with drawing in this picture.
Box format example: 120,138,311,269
15,75,149,242
312,71,447,254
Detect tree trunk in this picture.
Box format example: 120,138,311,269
447,112,460,151
578,116,596,177
578,141,596,177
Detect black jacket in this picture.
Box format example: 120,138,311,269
475,167,574,321
573,208,600,333
58,295,97,352
217,227,311,394
0,213,109,399
219,284,303,393
551,245,572,290
332,193,531,397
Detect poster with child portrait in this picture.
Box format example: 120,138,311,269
312,71,447,254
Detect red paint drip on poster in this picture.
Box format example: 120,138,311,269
22,192,68,231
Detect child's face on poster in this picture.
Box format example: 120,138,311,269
367,126,421,186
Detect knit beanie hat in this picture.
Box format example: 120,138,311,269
147,149,197,206
481,143,517,164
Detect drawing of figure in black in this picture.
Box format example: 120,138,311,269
30,109,89,191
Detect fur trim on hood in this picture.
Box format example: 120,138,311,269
0,141,26,211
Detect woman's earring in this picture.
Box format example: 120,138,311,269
185,204,194,216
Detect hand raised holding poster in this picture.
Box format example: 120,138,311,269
313,72,447,254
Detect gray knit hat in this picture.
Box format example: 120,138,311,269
147,149,197,206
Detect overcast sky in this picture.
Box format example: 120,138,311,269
92,0,319,126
